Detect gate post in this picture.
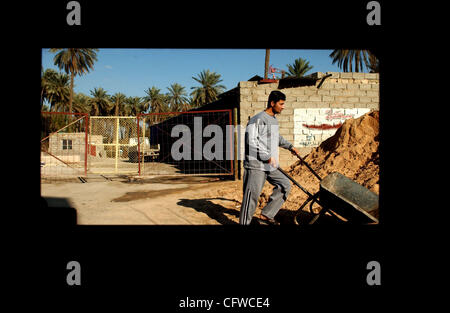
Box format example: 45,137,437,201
115,117,119,173
84,114,88,176
137,114,141,176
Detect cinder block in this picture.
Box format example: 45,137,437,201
285,96,296,103
342,90,355,96
251,102,263,108
296,95,309,102
240,88,250,95
334,83,346,89
322,96,334,102
254,89,266,96
292,89,305,96
365,73,379,79
316,102,330,108
309,95,322,102
359,96,372,103
283,134,293,141
257,96,268,102
330,90,342,96
352,73,365,79
366,90,379,97
340,72,353,79
304,89,317,95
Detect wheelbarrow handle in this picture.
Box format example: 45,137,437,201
290,149,322,181
277,167,315,198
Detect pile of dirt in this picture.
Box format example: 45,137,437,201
202,110,380,223
259,110,380,216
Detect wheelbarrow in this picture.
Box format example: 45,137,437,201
278,152,379,225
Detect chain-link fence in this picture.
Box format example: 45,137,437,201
88,116,140,174
41,111,235,181
138,110,234,176
41,112,88,182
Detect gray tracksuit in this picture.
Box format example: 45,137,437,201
240,111,293,225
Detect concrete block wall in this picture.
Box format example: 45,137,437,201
237,72,379,171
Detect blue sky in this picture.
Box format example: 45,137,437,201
41,49,351,98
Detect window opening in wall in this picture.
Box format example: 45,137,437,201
62,139,73,150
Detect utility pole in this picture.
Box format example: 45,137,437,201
264,49,270,79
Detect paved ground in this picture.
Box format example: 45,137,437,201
41,175,240,225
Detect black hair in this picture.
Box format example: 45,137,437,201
267,90,286,108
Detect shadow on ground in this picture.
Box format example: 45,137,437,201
177,197,241,225
275,208,346,225
176,197,345,225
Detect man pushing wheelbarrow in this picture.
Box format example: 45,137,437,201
240,90,300,225
240,90,379,226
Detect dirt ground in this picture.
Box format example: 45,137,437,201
41,175,244,225
41,111,379,225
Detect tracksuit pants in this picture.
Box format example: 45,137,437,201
239,168,292,225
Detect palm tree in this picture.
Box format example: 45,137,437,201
167,83,189,112
41,70,71,112
50,48,99,115
124,96,144,116
143,87,168,113
190,70,226,106
124,97,145,142
286,58,314,78
110,92,127,116
72,92,91,114
329,49,376,72
41,68,57,108
143,87,170,123
89,87,111,116
367,53,379,73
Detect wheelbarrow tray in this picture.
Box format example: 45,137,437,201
319,172,379,224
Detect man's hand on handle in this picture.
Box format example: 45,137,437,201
290,147,301,159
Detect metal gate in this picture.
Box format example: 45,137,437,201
88,116,140,174
137,110,234,176
41,112,89,182
42,111,235,179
